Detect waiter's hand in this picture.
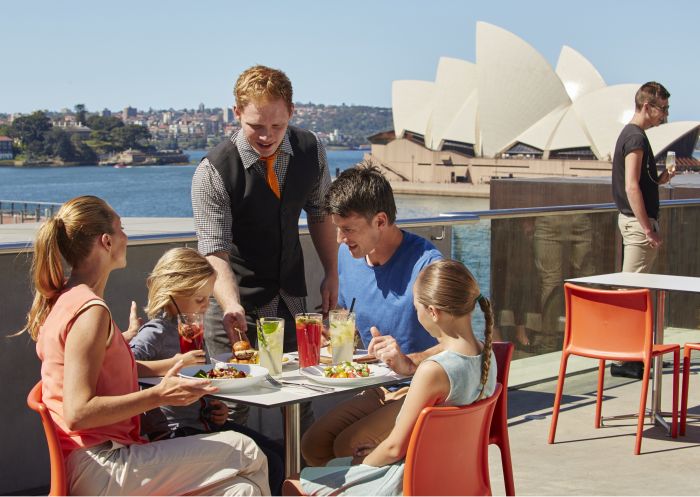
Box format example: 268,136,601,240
320,272,339,316
223,304,248,344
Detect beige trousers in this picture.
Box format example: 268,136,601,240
618,213,660,273
66,431,270,496
300,386,409,467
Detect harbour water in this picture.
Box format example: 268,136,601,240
0,149,488,218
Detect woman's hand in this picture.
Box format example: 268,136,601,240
121,301,143,343
156,360,217,406
174,349,206,367
205,399,229,426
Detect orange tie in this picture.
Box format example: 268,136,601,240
262,153,280,199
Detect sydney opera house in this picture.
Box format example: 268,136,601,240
368,22,700,185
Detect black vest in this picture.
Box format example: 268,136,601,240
207,126,319,307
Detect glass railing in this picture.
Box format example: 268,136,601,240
440,199,700,361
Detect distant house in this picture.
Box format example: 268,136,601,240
0,136,13,160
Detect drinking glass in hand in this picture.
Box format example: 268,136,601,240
178,312,204,353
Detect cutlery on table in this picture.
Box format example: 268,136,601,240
265,374,334,393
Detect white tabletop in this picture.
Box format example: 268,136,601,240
567,272,700,293
140,361,409,408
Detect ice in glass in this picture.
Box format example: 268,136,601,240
295,313,322,368
177,312,204,353
329,309,356,364
257,317,285,376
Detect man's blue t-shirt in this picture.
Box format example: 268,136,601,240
337,230,443,354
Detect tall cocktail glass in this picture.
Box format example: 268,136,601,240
177,312,204,353
329,309,355,364
257,317,285,377
295,313,322,368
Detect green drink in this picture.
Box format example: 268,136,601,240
257,317,284,377
329,310,356,364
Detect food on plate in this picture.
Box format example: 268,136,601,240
232,340,256,361
193,367,248,379
322,361,370,379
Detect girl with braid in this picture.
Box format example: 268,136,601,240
300,259,497,496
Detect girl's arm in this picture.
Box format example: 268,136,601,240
62,305,216,431
131,320,205,377
362,361,450,467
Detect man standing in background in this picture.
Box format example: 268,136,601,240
611,81,674,378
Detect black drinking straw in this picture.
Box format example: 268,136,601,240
169,295,183,316
349,297,356,313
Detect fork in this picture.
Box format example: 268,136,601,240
265,374,334,393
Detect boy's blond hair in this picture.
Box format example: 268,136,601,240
234,65,293,113
146,247,215,319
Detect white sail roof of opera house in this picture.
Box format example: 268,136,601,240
390,21,700,160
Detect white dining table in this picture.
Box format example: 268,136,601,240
567,272,700,431
140,359,409,477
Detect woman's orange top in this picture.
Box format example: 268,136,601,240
36,284,143,458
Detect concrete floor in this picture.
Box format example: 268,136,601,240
490,358,700,495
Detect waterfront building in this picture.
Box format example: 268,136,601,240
369,22,700,185
0,136,13,160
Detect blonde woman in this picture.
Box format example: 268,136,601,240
301,259,497,495
24,195,269,495
130,247,284,494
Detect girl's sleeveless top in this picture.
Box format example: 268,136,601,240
36,284,143,458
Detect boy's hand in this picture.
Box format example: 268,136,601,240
206,399,229,426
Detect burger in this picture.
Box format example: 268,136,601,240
229,340,258,364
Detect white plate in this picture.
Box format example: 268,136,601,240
320,347,371,360
300,364,391,386
211,352,295,367
179,364,268,393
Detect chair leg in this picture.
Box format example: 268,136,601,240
635,359,652,455
548,351,570,444
497,435,515,496
681,347,692,436
595,359,605,428
672,349,679,438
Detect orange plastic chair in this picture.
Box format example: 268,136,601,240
283,384,502,496
491,342,515,496
27,381,68,496
548,283,680,455
404,383,501,496
680,342,700,435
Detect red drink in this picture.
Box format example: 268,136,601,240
178,314,204,353
295,313,322,368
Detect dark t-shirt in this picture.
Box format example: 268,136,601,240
612,123,659,219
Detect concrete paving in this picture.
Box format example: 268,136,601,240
490,358,700,495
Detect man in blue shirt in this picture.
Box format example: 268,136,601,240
301,163,443,466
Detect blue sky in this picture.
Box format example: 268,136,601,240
3,0,699,120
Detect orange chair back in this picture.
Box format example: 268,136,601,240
27,381,68,496
564,283,653,362
403,383,502,496
490,342,513,441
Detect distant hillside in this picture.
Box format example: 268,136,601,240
291,103,392,147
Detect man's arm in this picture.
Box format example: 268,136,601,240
308,216,338,314
624,150,661,247
207,252,248,343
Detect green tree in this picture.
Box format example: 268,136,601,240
12,111,52,157
74,104,87,125
45,127,75,161
110,124,151,151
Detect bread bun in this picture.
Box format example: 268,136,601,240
232,340,255,361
